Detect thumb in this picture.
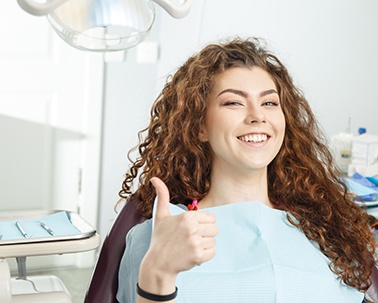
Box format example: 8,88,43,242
150,177,171,222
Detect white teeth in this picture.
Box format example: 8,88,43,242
238,134,268,143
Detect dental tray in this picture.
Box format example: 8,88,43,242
0,210,96,245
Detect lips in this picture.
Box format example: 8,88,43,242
237,133,269,143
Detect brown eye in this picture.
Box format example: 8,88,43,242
223,101,243,106
262,101,279,106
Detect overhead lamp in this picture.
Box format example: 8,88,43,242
17,0,192,52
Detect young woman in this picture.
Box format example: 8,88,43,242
117,37,376,303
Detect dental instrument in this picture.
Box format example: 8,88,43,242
39,221,55,236
15,221,28,238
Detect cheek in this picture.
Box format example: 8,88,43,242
275,113,286,142
281,118,286,137
201,111,226,140
277,111,286,129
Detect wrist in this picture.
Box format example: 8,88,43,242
139,255,177,295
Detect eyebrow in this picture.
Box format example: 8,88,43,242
217,88,278,98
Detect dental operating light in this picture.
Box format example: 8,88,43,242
17,0,192,52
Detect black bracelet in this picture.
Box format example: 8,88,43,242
137,283,178,301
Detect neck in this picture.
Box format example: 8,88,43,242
199,167,272,209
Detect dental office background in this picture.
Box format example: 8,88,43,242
1,0,377,271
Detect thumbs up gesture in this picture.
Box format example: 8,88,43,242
140,177,218,284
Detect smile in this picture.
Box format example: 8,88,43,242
238,133,269,143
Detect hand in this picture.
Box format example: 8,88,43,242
140,177,218,283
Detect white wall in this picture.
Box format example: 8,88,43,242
98,0,378,236
157,0,378,136
97,22,161,237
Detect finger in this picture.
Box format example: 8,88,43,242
199,237,217,250
194,211,217,224
150,177,171,222
201,247,217,264
198,224,219,237
193,247,217,266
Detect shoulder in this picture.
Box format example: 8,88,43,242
124,219,152,262
117,219,152,303
126,219,153,241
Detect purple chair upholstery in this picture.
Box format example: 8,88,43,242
84,196,146,303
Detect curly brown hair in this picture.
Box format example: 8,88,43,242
119,37,376,292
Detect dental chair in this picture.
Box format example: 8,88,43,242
84,195,146,303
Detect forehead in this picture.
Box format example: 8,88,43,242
211,67,277,94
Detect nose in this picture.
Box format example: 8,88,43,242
245,105,266,124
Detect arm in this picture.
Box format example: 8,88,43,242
136,177,218,302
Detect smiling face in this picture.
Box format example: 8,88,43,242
200,67,286,177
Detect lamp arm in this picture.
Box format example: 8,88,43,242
17,0,70,16
18,0,192,18
152,0,192,19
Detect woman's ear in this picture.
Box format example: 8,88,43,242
198,128,208,142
